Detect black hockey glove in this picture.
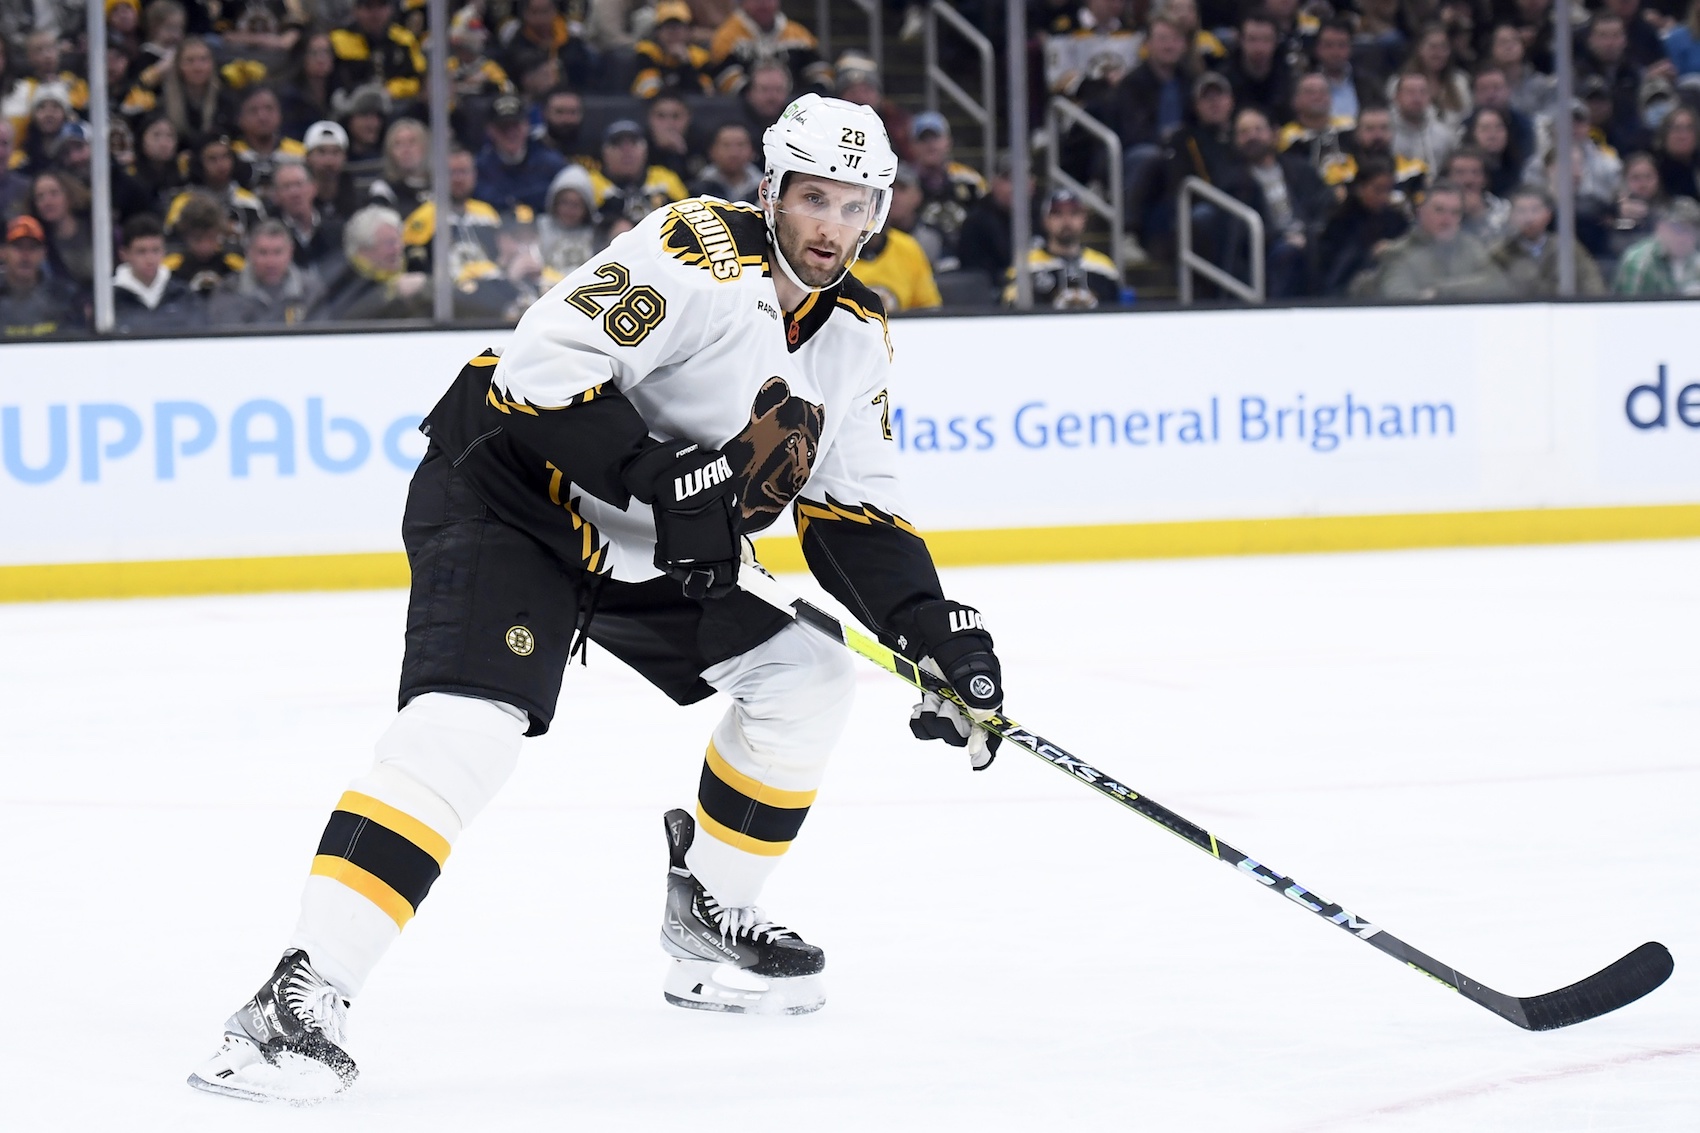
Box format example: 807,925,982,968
622,439,740,600
890,599,1003,770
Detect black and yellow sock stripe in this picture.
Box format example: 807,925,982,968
310,791,451,929
694,743,817,857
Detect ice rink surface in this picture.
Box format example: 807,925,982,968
3,540,1697,1132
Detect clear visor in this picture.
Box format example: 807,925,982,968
775,179,887,236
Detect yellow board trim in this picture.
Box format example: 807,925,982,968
310,854,414,929
3,504,1699,603
704,741,817,811
754,504,1700,574
335,790,451,868
695,804,791,857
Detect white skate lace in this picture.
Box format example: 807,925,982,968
701,895,795,945
282,964,347,1047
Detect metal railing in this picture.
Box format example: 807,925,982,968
923,2,996,178
1177,177,1266,304
816,0,883,76
1045,98,1124,284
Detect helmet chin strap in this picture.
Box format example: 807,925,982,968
762,188,870,297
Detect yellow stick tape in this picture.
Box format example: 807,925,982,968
3,504,1698,603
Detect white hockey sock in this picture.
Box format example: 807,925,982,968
686,623,855,908
289,693,525,998
686,730,820,909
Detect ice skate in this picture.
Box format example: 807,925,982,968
659,808,826,1015
187,949,357,1103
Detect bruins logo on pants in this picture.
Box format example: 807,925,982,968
723,377,824,528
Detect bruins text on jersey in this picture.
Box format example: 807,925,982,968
188,95,1007,1103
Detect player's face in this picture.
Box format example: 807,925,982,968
774,174,881,287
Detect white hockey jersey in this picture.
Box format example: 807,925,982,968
470,196,909,585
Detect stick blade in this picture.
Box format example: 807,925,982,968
1504,942,1674,1031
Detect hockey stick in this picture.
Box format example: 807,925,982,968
736,564,1673,1031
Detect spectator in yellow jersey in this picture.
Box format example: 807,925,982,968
132,0,188,91
634,2,715,99
1152,0,1227,73
169,135,267,244
850,225,941,313
166,191,248,295
910,111,986,268
330,0,428,107
402,147,502,280
233,86,307,200
710,0,830,96
1279,73,1357,188
1346,102,1427,202
589,118,687,224
446,6,513,103
1004,189,1122,308
20,31,90,120
157,37,235,153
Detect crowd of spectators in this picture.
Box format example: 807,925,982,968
1051,0,1700,300
0,0,910,336
3,0,1700,339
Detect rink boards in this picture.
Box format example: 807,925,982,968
1,301,1697,600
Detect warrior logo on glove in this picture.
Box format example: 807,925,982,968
891,599,1004,769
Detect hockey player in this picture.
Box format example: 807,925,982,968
188,93,1006,1103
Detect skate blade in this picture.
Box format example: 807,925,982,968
186,1034,353,1104
663,958,824,1016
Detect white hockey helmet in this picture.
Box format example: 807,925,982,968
760,93,898,293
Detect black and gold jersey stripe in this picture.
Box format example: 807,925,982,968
794,490,942,646
310,791,450,929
